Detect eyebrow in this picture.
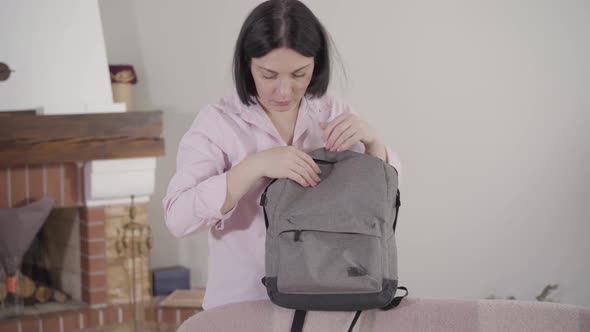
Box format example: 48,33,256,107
257,63,312,74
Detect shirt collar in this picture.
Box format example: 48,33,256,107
226,94,321,145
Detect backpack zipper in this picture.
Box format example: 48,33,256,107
285,229,379,242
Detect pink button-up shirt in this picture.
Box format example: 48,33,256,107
163,93,401,310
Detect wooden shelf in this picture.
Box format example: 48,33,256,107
0,111,164,166
159,289,205,309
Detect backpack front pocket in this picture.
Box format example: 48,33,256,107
276,223,382,294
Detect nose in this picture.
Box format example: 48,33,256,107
276,78,292,99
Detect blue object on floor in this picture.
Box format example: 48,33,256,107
152,265,191,296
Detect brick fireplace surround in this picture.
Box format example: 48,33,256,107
0,112,200,331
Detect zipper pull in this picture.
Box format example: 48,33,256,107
294,230,302,242
260,192,267,206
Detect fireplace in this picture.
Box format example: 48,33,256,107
0,111,199,331
0,182,154,310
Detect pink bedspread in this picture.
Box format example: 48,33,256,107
177,297,590,332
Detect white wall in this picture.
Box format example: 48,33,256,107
99,0,590,307
0,0,119,114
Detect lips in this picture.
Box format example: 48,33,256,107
275,101,290,106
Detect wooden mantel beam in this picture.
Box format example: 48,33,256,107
0,111,165,166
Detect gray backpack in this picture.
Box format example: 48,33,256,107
260,148,408,332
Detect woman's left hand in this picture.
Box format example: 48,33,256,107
320,112,379,152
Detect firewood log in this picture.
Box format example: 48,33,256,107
35,285,53,303
53,290,68,303
17,275,36,298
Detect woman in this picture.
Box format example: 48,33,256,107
163,0,401,310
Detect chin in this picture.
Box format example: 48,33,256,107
274,104,292,111
260,97,300,113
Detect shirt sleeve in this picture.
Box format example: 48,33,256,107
326,96,403,190
162,108,237,238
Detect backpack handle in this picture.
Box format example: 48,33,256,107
308,147,359,163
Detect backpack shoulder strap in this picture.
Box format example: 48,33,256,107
346,310,363,332
290,310,307,332
290,310,363,332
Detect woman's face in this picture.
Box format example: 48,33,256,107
250,47,315,114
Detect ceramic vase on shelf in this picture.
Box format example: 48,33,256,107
109,64,138,111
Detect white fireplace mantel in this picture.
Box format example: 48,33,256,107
83,157,157,207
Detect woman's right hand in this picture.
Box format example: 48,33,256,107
251,146,322,187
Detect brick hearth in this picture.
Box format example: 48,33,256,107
0,298,201,332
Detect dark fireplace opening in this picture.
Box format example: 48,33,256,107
1,207,85,319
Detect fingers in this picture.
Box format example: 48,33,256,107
322,112,349,142
290,163,317,187
331,125,358,152
295,158,321,184
321,113,371,152
284,147,322,187
296,149,322,175
336,131,363,152
288,170,310,187
326,120,353,151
